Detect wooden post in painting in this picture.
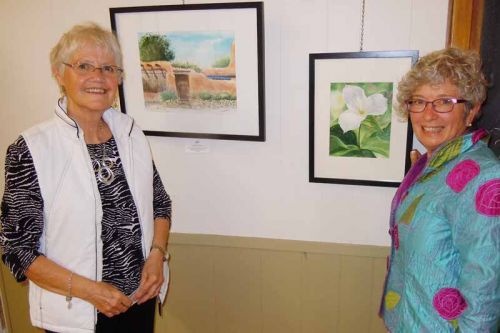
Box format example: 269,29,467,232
141,64,168,93
173,69,191,103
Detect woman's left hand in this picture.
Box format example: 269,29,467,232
133,250,164,304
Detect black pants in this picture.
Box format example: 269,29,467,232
45,297,156,333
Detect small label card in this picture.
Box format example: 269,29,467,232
185,140,210,153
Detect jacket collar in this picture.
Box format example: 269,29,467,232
419,129,488,182
389,128,488,231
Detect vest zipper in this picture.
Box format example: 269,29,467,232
79,132,100,329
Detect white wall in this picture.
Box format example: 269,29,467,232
0,0,448,246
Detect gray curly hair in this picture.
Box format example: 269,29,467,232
396,47,487,117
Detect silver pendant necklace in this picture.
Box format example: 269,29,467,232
92,121,115,185
93,147,115,185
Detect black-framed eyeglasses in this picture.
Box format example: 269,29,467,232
63,62,123,78
405,98,470,113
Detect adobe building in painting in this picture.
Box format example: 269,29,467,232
139,31,237,111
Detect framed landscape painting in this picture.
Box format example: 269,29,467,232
110,2,265,141
309,51,419,187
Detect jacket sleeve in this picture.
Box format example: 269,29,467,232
451,163,500,332
0,136,44,282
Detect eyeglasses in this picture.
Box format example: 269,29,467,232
63,62,123,78
405,98,469,113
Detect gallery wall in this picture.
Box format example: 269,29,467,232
0,0,448,246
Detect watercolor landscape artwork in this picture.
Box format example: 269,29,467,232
110,2,265,140
138,31,237,112
329,82,393,158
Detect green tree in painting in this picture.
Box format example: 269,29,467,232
139,34,175,62
329,82,393,158
212,56,230,68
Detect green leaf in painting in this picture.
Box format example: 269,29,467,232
361,125,391,157
357,116,391,158
363,139,390,157
359,116,381,145
329,135,376,157
348,149,376,157
330,124,357,146
376,105,392,129
329,135,358,155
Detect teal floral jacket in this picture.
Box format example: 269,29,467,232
381,129,500,332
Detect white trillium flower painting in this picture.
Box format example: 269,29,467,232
329,82,393,158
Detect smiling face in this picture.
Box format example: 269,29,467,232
54,44,120,117
410,81,479,155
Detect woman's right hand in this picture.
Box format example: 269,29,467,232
410,149,422,166
86,281,133,317
25,257,133,318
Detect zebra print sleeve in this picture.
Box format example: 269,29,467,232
0,136,44,282
153,162,172,221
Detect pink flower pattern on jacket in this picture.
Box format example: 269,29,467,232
472,128,486,144
433,288,468,320
393,224,399,250
475,179,500,216
446,159,480,193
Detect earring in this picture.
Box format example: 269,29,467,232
112,96,119,109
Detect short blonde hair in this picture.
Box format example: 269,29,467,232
50,22,122,79
397,48,487,117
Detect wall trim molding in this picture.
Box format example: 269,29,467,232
447,0,484,51
0,265,12,333
169,233,389,258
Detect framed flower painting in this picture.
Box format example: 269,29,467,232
309,51,419,187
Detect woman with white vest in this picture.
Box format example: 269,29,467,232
0,23,172,333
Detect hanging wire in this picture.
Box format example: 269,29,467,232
359,0,366,51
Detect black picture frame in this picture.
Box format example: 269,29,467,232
110,2,265,141
309,50,419,187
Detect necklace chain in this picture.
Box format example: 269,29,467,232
92,120,115,185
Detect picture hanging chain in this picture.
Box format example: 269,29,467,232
359,0,366,51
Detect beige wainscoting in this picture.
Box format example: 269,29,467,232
0,233,389,333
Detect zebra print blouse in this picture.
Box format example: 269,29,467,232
0,136,171,296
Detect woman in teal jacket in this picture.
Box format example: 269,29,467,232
381,48,499,332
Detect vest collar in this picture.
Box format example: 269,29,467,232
54,97,134,139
